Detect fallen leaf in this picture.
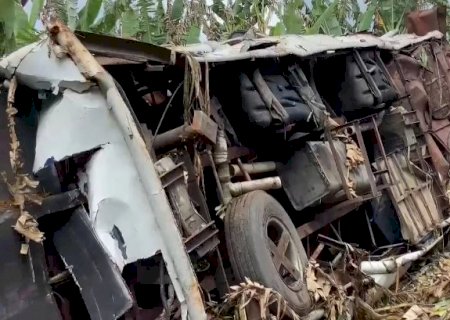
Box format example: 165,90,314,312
402,305,428,320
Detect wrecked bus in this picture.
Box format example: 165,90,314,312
1,10,450,320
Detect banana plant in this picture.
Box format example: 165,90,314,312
0,0,38,55
1,0,449,55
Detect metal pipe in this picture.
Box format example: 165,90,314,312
229,177,282,196
230,161,277,177
369,265,410,288
236,158,251,181
362,217,450,276
153,124,194,150
214,130,232,203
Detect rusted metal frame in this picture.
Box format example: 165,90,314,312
325,129,353,200
430,122,450,133
157,157,220,257
393,56,416,111
353,50,382,102
389,154,429,231
297,197,364,239
410,180,438,227
329,113,377,133
429,132,450,155
393,182,431,201
364,210,377,247
392,153,437,228
374,50,400,93
180,151,229,294
415,144,429,172
402,110,420,126
330,224,343,242
317,234,355,252
180,150,212,222
184,221,219,256
205,148,225,204
372,117,396,186
376,156,424,240
354,122,378,197
310,243,325,261
158,160,185,188
431,41,450,108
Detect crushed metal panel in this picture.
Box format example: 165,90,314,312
279,140,370,211
53,207,133,320
0,40,92,93
0,209,61,320
172,31,444,62
376,152,442,244
33,87,123,172
407,6,447,36
80,143,162,269
75,31,172,64
34,87,162,269
0,42,41,78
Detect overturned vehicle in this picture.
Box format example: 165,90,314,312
2,14,450,320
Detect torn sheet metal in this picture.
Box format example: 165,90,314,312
172,31,443,63
53,207,133,320
0,209,61,320
0,39,91,93
33,88,123,171
34,87,162,269
0,42,40,78
376,152,441,244
80,143,162,269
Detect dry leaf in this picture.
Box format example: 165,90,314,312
402,305,428,320
14,212,44,243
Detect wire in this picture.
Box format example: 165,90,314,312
154,81,184,138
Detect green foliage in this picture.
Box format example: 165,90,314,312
282,0,305,34
121,8,140,37
185,25,200,43
29,0,45,27
308,0,342,35
1,0,449,55
357,1,377,32
66,0,78,30
78,0,102,30
171,0,184,20
0,0,38,55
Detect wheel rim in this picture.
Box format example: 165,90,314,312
266,217,304,291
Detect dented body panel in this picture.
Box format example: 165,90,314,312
1,18,450,319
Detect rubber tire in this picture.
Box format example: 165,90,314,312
225,190,311,315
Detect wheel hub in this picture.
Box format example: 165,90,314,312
266,218,303,291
